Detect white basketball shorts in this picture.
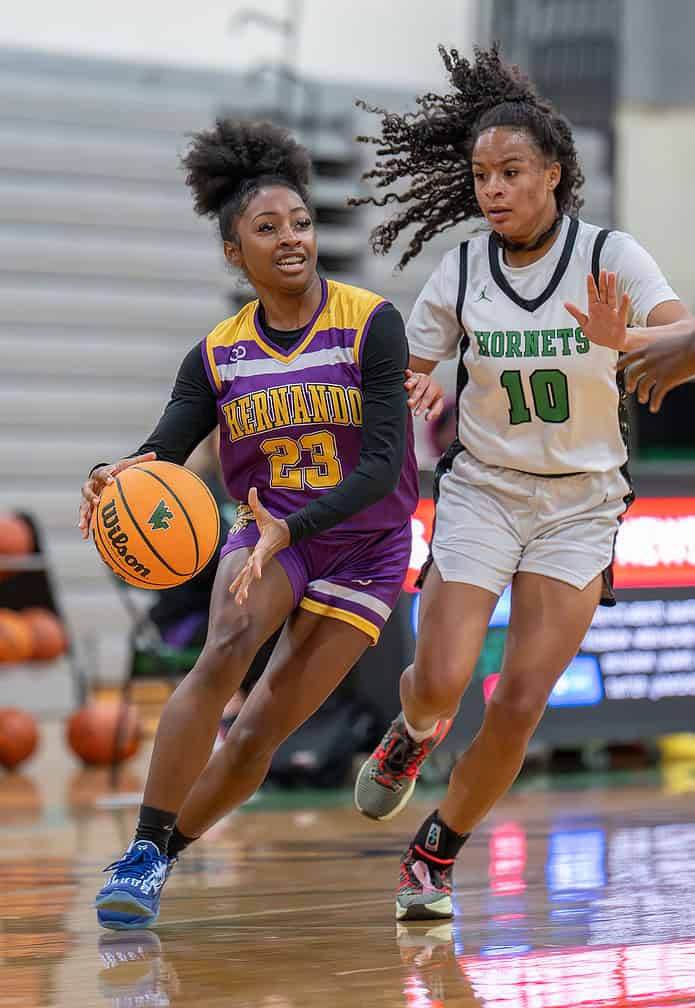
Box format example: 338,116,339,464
431,449,631,597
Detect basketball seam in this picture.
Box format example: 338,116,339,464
115,472,194,578
93,462,220,587
132,465,220,570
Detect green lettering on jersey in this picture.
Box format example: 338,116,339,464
505,331,522,357
541,330,557,357
476,327,590,359
574,327,590,353
523,330,539,357
475,331,490,356
490,331,505,357
556,328,574,356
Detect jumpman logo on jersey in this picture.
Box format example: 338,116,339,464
474,284,493,303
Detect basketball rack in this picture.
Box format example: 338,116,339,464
109,573,202,786
0,511,89,712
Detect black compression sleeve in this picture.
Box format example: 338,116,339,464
133,342,218,464
284,303,409,543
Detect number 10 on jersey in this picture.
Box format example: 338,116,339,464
500,369,570,424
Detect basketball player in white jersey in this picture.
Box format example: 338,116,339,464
350,45,695,921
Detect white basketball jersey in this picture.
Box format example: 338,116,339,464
407,216,677,476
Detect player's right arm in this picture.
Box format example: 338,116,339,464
404,248,463,420
404,357,445,421
78,452,158,540
78,342,218,539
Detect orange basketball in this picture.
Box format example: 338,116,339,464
0,610,34,663
0,708,39,769
66,703,141,766
22,608,68,661
0,513,34,556
0,514,34,580
92,461,220,589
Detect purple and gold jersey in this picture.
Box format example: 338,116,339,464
202,278,418,533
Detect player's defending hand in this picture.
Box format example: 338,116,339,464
405,369,445,420
78,452,157,540
229,488,290,606
564,270,631,351
618,331,695,412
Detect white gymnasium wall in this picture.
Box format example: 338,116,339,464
615,105,695,308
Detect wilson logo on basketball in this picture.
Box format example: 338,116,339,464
92,460,220,589
99,499,151,578
147,499,175,532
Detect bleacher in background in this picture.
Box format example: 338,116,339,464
0,46,423,690
0,44,614,694
0,57,230,688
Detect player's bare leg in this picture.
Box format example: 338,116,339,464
439,571,602,830
355,565,497,821
397,571,602,921
95,550,293,930
142,550,294,813
175,610,371,836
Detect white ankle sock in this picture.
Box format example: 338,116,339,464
403,715,441,743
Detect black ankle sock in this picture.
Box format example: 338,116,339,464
134,805,177,855
412,810,470,869
167,825,199,859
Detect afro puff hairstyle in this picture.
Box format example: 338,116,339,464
182,118,313,242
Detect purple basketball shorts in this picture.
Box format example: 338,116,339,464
220,511,412,645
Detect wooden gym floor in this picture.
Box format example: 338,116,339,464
3,723,695,1007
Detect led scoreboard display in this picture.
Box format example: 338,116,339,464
404,495,695,745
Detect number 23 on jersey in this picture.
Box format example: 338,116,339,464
261,430,343,489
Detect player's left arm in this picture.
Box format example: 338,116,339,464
229,304,410,603
577,231,695,411
284,302,409,544
564,232,695,357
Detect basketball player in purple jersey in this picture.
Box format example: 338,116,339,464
78,120,418,930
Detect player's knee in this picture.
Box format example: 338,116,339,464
409,656,467,713
486,680,547,739
225,724,274,767
195,615,257,680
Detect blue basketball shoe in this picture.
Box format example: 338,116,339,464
95,840,172,930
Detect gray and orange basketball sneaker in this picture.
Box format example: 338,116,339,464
354,713,451,820
396,847,454,921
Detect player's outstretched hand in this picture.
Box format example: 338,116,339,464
618,331,695,413
229,488,290,606
405,369,444,420
564,270,631,351
78,452,157,540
